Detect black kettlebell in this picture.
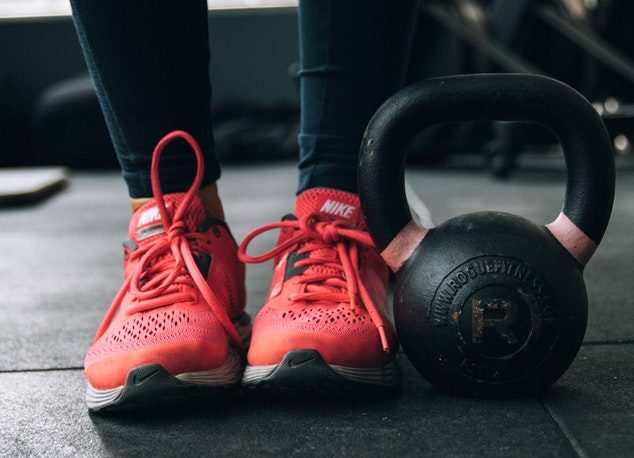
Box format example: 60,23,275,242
358,74,615,397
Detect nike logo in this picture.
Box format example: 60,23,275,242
137,202,172,228
287,354,316,369
132,368,159,385
137,206,161,227
320,199,356,219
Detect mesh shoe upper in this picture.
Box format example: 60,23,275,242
84,132,246,390
239,188,398,368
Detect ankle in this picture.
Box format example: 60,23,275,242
196,182,225,221
129,183,225,221
130,197,152,213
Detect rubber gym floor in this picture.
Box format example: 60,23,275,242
1,156,632,457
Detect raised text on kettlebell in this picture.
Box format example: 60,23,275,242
431,256,555,326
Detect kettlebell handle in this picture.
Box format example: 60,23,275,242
358,74,615,271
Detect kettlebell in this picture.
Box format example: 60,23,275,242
358,74,615,397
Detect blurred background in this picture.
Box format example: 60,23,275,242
0,0,632,186
1,3,633,455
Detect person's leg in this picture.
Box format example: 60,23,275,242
71,1,248,411
297,0,420,194
70,0,224,218
239,0,420,393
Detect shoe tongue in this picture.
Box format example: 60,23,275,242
294,188,366,284
295,188,364,227
129,193,206,244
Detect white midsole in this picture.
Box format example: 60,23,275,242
85,384,125,410
175,349,243,384
242,357,400,386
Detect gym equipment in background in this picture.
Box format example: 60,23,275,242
408,0,634,177
212,101,298,163
31,76,118,169
0,167,68,206
30,75,300,168
358,74,615,396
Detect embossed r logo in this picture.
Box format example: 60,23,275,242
471,299,519,344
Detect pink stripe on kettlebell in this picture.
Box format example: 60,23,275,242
545,213,597,265
380,219,429,272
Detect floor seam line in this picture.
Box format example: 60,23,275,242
582,340,634,346
0,367,83,374
540,397,589,458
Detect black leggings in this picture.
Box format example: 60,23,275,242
70,0,419,197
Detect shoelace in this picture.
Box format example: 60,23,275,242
93,130,243,349
238,215,391,352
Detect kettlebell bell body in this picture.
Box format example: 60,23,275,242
395,212,587,396
359,74,615,397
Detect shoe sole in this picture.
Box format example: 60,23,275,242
86,349,244,412
86,314,252,412
242,349,401,395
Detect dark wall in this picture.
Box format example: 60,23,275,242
0,8,299,165
210,9,299,106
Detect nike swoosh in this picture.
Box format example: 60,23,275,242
133,368,159,385
288,355,316,369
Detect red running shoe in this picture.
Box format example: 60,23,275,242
238,188,401,394
84,131,250,411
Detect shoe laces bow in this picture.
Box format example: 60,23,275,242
238,215,391,352
93,130,243,349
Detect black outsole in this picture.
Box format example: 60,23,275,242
88,364,239,414
241,350,402,396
